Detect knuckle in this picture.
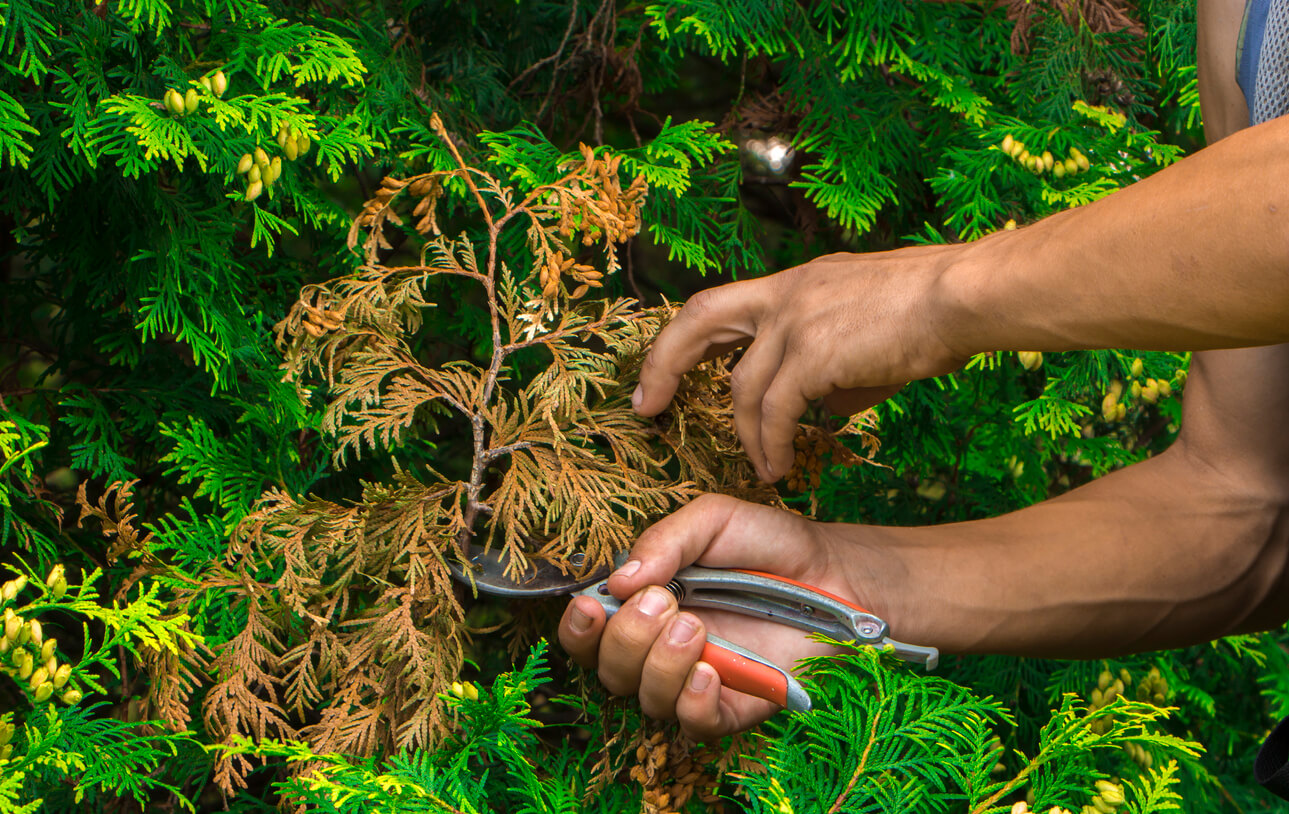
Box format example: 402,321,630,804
777,260,820,292
638,348,662,376
679,715,722,743
776,262,809,286
682,288,720,320
759,391,794,425
784,319,821,355
609,625,655,658
728,362,757,402
638,693,676,721
612,602,673,650
597,671,635,698
688,492,728,512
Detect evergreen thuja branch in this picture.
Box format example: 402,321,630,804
968,750,1044,814
826,703,884,813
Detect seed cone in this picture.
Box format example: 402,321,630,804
1101,393,1119,422
164,89,184,116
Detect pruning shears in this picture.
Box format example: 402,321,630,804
448,546,939,712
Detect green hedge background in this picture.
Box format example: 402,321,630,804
0,1,1283,812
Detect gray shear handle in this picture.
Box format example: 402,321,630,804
672,566,889,641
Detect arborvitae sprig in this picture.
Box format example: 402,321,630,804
728,641,1200,814
214,641,647,813
0,561,204,811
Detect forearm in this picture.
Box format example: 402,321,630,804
940,117,1289,355
843,440,1289,658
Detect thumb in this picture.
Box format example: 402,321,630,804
607,494,815,600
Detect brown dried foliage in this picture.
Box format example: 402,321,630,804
75,481,211,736
629,727,734,814
190,115,878,791
992,0,1144,53
76,479,151,561
785,419,879,494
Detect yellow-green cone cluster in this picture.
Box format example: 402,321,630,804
1101,380,1128,422
1101,361,1181,422
448,681,479,701
1081,780,1126,814
1136,665,1169,705
0,575,25,603
45,563,66,600
163,70,226,119
277,123,311,162
1017,350,1043,371
199,70,228,97
1086,666,1168,743
1086,668,1129,735
235,124,310,202
1123,741,1153,769
0,566,81,707
1008,802,1077,814
1000,134,1091,178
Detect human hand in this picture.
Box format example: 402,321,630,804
558,494,880,740
632,249,968,481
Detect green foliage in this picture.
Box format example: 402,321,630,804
0,564,203,811
217,641,1205,814
218,642,647,812
0,0,1280,812
744,643,1199,814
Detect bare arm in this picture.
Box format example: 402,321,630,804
851,345,1289,656
560,345,1289,740
940,118,1289,359
560,0,1289,738
634,119,1289,481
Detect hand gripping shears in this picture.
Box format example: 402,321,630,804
448,546,939,713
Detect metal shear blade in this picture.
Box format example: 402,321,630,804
446,547,609,598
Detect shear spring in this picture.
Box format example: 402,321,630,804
664,580,685,602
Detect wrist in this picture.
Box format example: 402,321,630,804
930,229,1028,359
817,522,949,652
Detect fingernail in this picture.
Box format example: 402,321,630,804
631,384,643,411
689,664,714,692
761,455,775,480
569,607,592,634
613,559,642,580
637,587,670,617
668,616,698,645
